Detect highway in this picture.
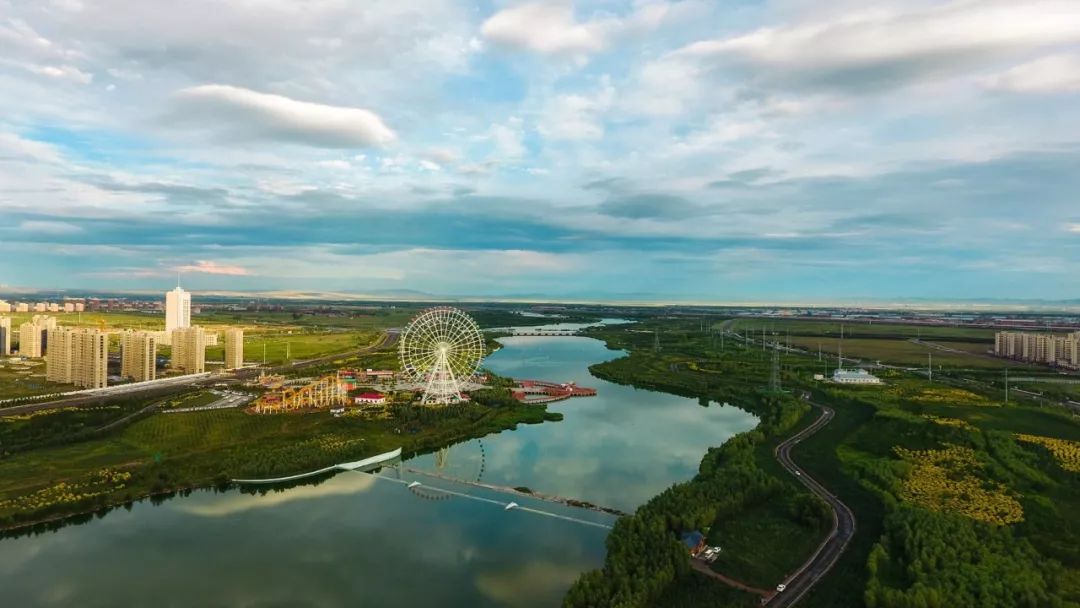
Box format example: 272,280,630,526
767,400,856,607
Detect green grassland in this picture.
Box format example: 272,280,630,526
0,359,70,399
729,318,997,341
787,336,1018,369
204,329,378,365
0,386,560,529
566,318,1080,608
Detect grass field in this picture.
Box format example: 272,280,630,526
0,359,72,398
729,318,997,341
0,388,560,527
786,336,1020,369
204,330,378,365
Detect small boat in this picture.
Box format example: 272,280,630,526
504,502,518,510
408,481,421,488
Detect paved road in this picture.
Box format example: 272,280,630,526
768,401,856,607
0,330,398,415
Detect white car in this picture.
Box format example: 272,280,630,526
776,584,787,593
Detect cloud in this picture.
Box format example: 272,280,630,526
489,117,526,159
597,194,704,220
22,63,93,84
481,2,677,59
671,0,1080,91
170,85,396,148
1068,223,1080,233
538,76,614,141
175,260,250,276
174,473,377,517
481,3,605,57
18,220,84,234
982,54,1080,94
0,132,63,163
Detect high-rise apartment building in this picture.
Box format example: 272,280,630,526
15,303,28,313
224,328,244,370
46,328,108,389
0,300,10,313
995,330,1080,369
171,326,206,374
165,285,191,333
19,322,42,357
121,330,157,382
18,316,56,358
0,316,10,356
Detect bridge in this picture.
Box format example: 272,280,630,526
231,447,622,529
506,330,580,337
232,448,404,484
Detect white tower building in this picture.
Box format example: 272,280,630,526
165,282,191,333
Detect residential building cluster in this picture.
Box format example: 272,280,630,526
0,300,84,313
46,328,108,389
121,330,158,382
0,284,246,392
994,331,1080,369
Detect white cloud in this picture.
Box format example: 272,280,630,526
481,2,680,59
1067,223,1080,233
17,220,84,234
489,117,526,159
25,63,93,84
482,3,605,57
174,260,250,275
672,0,1080,89
317,159,352,170
538,76,615,141
0,132,64,163
982,54,1080,93
171,84,396,148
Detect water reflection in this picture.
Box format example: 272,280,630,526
0,329,757,607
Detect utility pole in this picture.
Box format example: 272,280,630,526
818,342,822,362
1005,367,1010,404
769,340,781,393
928,352,933,382
262,343,267,365
654,330,660,353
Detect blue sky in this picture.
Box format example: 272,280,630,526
1,0,1079,302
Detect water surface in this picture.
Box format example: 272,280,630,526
0,330,757,607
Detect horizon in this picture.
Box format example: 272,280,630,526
1,1,1078,300
1,283,1079,312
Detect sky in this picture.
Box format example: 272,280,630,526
1,0,1079,302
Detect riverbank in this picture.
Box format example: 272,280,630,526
0,398,561,533
563,323,833,607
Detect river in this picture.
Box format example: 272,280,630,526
0,322,757,607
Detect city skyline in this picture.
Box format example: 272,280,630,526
1,1,1079,300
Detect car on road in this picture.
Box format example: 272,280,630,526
776,584,787,593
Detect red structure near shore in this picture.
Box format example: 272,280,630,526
512,380,597,404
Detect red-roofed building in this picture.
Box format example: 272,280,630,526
354,391,386,405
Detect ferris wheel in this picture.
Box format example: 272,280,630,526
399,307,485,405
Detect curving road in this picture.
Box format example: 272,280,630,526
768,399,856,607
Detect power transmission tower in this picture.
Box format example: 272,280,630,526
769,340,782,393
653,330,660,353
1005,367,1009,404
